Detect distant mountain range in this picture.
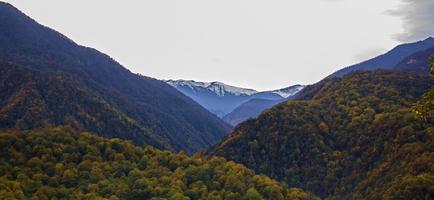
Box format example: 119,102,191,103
328,37,434,78
165,80,305,123
0,2,231,154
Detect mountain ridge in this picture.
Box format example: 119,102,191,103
328,37,434,78
165,80,258,97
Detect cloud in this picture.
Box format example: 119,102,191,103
388,0,434,42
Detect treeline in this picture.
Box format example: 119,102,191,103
0,126,317,200
209,71,434,199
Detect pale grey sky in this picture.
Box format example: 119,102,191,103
5,0,434,90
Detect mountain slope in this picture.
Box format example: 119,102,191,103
209,71,434,199
0,126,318,199
223,98,284,126
0,62,167,149
0,2,231,154
329,37,434,78
224,85,306,126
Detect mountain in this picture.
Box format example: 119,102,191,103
165,80,264,117
223,85,306,126
329,37,434,78
166,80,258,96
165,80,304,119
269,85,306,98
0,2,231,154
0,126,318,199
209,70,434,199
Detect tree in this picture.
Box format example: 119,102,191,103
413,56,434,120
243,188,264,200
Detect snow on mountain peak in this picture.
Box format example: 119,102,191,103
165,80,258,97
166,80,211,88
207,82,257,96
165,79,305,98
270,85,306,98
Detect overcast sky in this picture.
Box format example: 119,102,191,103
5,0,434,90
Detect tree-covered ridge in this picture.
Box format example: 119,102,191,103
209,71,434,199
0,62,168,150
0,126,317,200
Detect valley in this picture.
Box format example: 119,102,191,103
0,1,433,200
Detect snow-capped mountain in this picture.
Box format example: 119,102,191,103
270,85,306,98
164,79,304,118
166,80,257,97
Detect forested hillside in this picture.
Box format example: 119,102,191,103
0,127,317,200
0,62,167,149
0,2,232,154
209,71,434,199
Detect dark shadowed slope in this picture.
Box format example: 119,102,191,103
209,71,434,199
0,2,231,154
328,37,434,78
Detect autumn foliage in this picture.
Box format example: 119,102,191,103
209,71,434,199
0,126,317,200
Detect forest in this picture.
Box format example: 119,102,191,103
209,70,434,199
0,126,318,200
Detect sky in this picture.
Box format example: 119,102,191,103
5,0,434,91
